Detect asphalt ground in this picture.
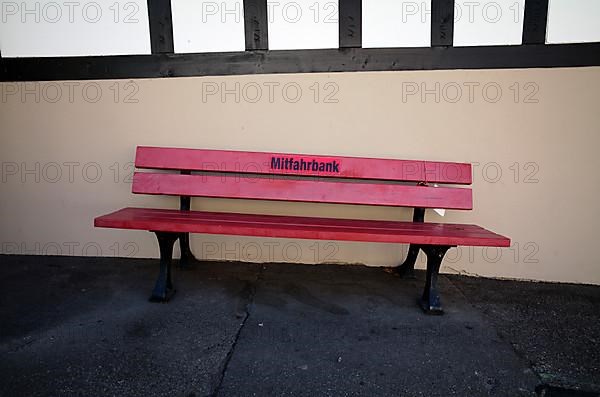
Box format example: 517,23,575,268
0,255,598,396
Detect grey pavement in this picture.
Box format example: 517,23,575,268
0,255,598,397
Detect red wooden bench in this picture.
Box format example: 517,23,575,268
95,146,510,313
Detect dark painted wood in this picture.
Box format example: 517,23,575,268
522,0,549,45
244,0,268,50
431,0,454,47
339,0,362,48
147,0,174,54
3,43,600,82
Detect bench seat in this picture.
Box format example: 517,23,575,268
95,207,510,247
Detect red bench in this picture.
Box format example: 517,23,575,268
95,146,510,313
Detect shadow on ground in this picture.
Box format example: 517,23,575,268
0,255,598,396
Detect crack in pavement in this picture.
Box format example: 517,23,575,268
210,265,265,397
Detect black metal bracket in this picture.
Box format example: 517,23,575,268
419,245,452,314
178,232,197,268
395,207,425,278
150,231,178,302
178,170,199,269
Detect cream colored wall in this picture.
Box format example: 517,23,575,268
1,67,599,284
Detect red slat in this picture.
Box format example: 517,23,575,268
132,172,473,210
135,146,472,185
95,208,510,247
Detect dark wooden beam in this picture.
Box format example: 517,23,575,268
522,0,549,44
147,0,174,54
2,43,600,82
339,0,362,48
431,0,455,47
244,0,269,50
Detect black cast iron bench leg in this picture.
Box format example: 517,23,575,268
177,175,199,269
419,245,452,314
150,232,178,302
396,244,421,278
178,232,198,268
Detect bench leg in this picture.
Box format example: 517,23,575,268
394,207,425,278
395,244,421,278
150,232,178,303
178,232,198,269
419,245,451,315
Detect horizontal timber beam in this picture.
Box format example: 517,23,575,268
2,43,600,82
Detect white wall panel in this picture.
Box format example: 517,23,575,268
363,0,431,48
267,0,338,50
547,0,600,44
0,0,150,57
454,0,525,46
172,0,245,53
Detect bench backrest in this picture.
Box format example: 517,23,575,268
133,146,473,210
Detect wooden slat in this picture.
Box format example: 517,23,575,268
95,207,510,247
132,172,473,210
135,146,472,185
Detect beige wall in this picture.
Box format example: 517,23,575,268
1,67,599,284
